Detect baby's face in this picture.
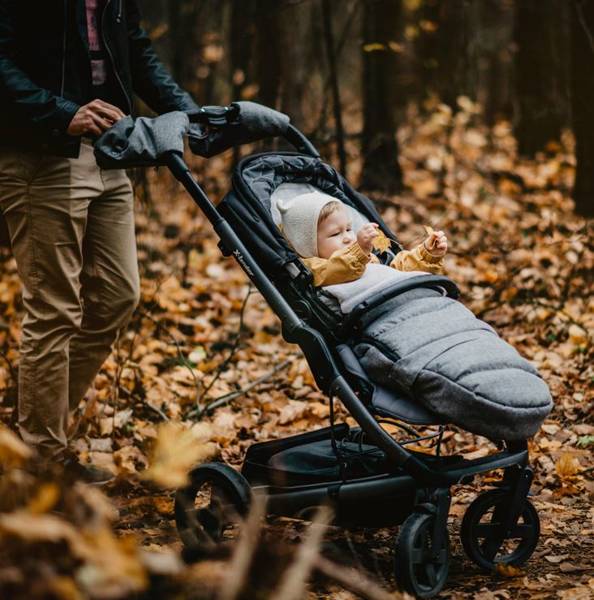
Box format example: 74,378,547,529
317,207,356,259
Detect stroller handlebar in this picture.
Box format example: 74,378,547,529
187,101,320,159
93,102,319,170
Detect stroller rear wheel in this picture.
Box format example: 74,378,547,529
460,489,539,571
394,511,450,599
174,462,252,557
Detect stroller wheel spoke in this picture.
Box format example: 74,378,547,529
425,562,438,587
474,523,498,538
510,524,532,539
410,547,425,564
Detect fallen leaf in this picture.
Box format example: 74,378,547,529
142,422,218,488
494,563,524,577
372,230,391,252
0,424,33,468
555,453,580,480
26,483,60,515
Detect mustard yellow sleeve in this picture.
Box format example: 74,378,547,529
390,243,444,275
302,243,371,286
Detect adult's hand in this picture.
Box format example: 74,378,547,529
67,99,126,137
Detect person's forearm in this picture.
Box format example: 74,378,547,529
126,0,199,114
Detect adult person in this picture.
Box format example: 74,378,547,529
0,0,199,482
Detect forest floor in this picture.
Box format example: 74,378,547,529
0,101,592,599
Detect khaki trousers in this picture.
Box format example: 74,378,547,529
0,141,140,459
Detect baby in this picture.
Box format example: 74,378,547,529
278,190,447,288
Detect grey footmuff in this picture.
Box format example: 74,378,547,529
353,289,553,440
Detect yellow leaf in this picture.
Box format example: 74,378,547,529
0,424,33,468
47,576,83,600
495,563,524,577
555,453,580,480
419,19,438,33
362,43,386,53
372,230,391,253
423,225,435,237
568,324,588,346
142,422,218,488
27,483,60,514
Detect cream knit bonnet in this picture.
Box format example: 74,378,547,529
276,190,341,257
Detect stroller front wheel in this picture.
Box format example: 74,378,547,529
460,489,540,572
394,511,450,599
174,462,252,558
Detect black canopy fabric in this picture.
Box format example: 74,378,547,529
220,152,403,279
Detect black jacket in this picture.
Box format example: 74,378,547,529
0,0,199,157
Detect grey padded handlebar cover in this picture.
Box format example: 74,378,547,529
188,101,291,158
94,111,190,169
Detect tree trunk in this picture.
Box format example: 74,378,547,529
255,1,282,110
277,1,311,130
435,0,469,108
230,0,256,101
361,0,403,193
515,0,569,155
477,0,515,126
322,0,347,175
571,0,594,217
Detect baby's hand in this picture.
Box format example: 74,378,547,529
357,223,379,253
423,230,448,257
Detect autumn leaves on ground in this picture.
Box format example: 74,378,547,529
0,100,592,599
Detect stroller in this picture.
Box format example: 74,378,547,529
96,103,542,598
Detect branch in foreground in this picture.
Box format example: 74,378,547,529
315,555,405,600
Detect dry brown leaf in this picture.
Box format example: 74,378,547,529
113,445,148,476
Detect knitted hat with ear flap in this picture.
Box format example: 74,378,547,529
277,190,342,257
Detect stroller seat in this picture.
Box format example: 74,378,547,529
337,344,445,425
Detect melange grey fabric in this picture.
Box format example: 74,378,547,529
188,101,291,158
94,112,190,169
353,289,553,440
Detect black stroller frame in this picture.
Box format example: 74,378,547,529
161,114,540,598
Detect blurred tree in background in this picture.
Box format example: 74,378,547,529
0,0,589,243
104,1,594,217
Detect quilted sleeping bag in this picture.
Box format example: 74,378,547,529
352,288,553,440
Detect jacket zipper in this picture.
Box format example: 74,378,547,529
60,0,67,96
102,0,132,113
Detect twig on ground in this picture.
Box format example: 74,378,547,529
139,309,202,408
197,284,254,405
192,358,292,418
145,400,170,422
